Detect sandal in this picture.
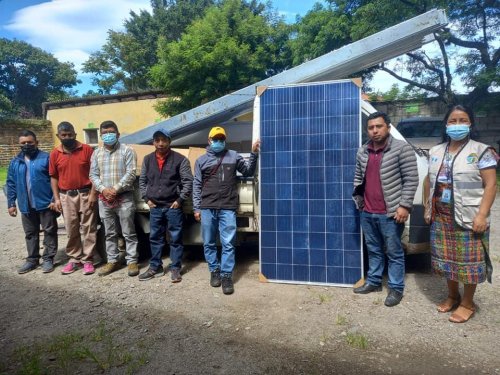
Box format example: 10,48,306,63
437,295,461,313
449,304,476,323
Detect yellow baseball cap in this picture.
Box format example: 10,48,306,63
208,126,226,139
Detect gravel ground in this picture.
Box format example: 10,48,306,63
0,193,499,375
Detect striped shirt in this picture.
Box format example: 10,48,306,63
89,142,137,193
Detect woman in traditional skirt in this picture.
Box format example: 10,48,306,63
424,105,498,323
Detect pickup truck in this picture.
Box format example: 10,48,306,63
131,99,431,254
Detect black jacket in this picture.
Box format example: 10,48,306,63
139,150,193,206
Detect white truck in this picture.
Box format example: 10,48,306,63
131,99,431,254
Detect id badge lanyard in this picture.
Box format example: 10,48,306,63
441,142,466,204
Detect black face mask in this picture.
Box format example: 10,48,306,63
20,144,37,156
61,138,77,149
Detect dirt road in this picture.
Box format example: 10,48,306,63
1,194,499,374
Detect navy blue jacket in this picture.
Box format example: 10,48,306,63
6,150,53,214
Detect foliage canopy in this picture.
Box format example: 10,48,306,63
0,38,78,118
288,3,352,66
82,0,214,93
150,0,291,116
327,0,499,108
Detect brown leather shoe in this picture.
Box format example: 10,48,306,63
127,263,139,277
98,262,119,277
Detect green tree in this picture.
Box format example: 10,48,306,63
330,0,500,109
0,38,78,118
83,0,214,93
368,83,430,102
288,2,377,92
380,84,401,101
289,3,352,66
0,92,14,118
151,0,292,116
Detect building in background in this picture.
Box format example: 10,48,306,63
43,91,167,148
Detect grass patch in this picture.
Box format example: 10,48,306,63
6,322,149,375
335,314,347,325
318,294,332,304
0,166,7,187
345,332,369,350
319,332,330,345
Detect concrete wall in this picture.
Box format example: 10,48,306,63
0,119,54,166
371,98,500,150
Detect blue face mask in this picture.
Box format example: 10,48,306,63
101,133,118,145
210,140,225,153
446,124,470,141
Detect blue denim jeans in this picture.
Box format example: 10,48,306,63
360,211,405,292
201,209,236,277
149,207,184,270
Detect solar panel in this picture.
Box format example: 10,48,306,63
258,79,362,286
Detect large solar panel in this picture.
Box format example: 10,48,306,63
258,79,362,286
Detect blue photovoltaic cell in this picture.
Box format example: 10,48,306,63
259,80,362,286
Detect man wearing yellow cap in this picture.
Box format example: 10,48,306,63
193,126,260,294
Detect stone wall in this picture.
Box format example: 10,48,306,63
371,97,500,151
0,119,54,166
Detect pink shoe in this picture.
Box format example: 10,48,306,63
61,262,81,274
83,263,95,275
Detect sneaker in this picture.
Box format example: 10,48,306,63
41,259,54,273
210,269,221,287
171,268,182,283
18,261,38,274
221,275,234,295
128,263,140,277
83,263,95,275
138,266,165,281
98,262,120,277
61,262,82,275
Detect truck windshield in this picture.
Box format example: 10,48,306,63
397,121,442,138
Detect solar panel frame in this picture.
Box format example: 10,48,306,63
257,79,363,287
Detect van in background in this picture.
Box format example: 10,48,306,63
396,116,443,151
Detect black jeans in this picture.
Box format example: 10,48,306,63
21,208,58,263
